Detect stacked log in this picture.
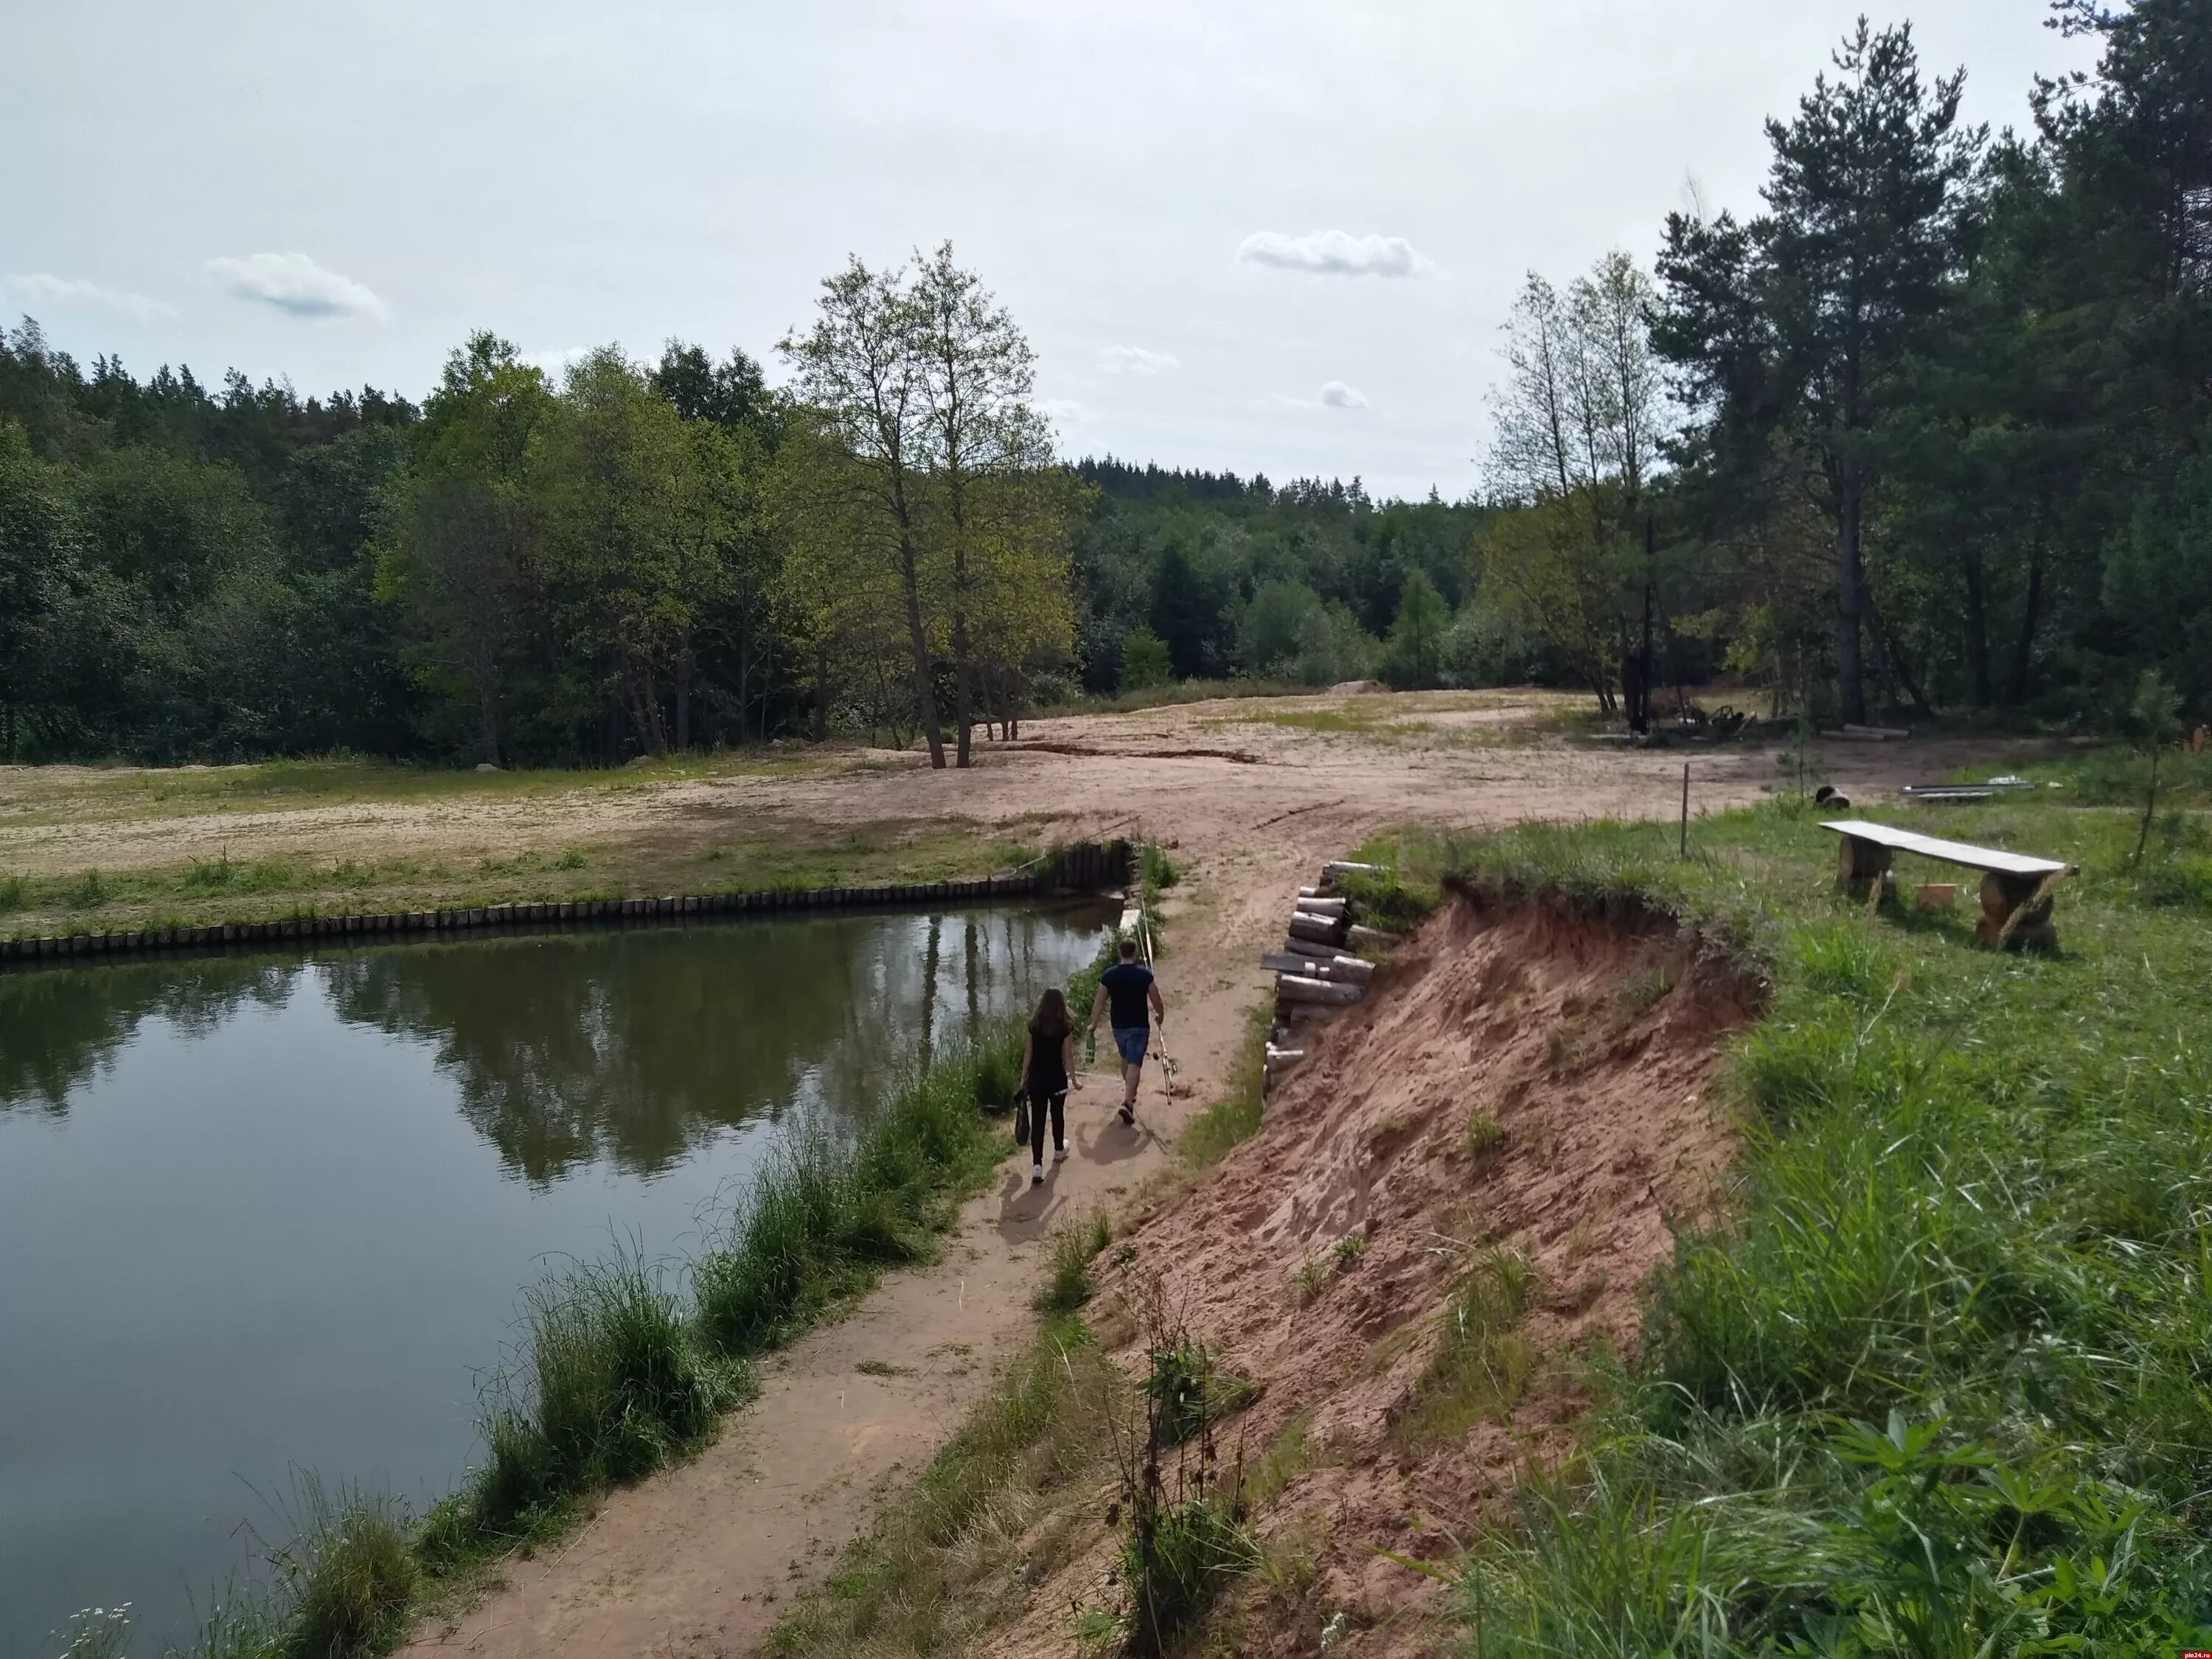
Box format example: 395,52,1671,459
1253,858,1413,1096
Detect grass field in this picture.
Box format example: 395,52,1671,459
0,810,1032,942
1346,781,2212,1653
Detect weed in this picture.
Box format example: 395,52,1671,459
855,1359,908,1377
1292,1253,1330,1306
65,869,108,908
1610,962,1676,1018
553,849,588,870
267,1475,420,1659
1544,1018,1591,1071
1034,1211,1113,1315
1392,1248,1537,1450
1145,1342,1258,1449
1465,1109,1508,1160
0,874,26,913
1181,999,1270,1166
51,1606,133,1659
1256,1518,1327,1609
1139,844,1180,892
1238,1413,1316,1511
470,1247,740,1532
1332,1234,1367,1270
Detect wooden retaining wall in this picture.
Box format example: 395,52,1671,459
0,840,1138,971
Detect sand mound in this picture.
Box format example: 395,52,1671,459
987,893,1756,1659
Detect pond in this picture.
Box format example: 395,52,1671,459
0,902,1112,1658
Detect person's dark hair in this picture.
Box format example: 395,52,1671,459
1118,937,1139,959
1031,986,1071,1038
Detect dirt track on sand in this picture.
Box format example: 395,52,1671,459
366,692,2031,1657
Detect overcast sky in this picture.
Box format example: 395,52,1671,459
5,1,2095,501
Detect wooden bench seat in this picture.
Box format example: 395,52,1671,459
1821,818,2074,949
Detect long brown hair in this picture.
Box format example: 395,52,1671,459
1030,987,1071,1039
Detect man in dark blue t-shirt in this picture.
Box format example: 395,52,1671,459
1090,936,1164,1124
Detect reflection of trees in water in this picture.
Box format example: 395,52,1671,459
0,959,299,1112
1,906,1110,1181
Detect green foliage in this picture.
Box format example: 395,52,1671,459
267,1477,420,1659
1138,844,1180,892
1034,1212,1113,1315
1180,998,1270,1166
1381,569,1451,689
1142,1343,1256,1450
468,1248,740,1534
1123,1495,1259,1656
1117,625,1172,691
1393,1248,1537,1450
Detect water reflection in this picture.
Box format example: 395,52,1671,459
0,906,1105,1183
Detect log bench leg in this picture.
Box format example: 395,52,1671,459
1975,871,2057,951
1836,835,1892,896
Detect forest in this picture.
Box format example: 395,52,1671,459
1,0,2205,767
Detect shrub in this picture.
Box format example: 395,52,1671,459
267,1477,420,1659
474,1250,736,1529
1392,1248,1537,1449
1034,1213,1112,1315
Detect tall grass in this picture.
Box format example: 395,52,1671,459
1384,796,2212,1655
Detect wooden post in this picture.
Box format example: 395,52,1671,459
1679,762,1689,859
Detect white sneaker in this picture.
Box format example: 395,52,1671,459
1054,1144,1069,1161
1032,1163,1045,1183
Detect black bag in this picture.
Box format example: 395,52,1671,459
1014,1092,1031,1146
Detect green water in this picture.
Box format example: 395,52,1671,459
0,903,1110,1658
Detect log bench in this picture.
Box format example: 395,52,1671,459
1821,819,2074,950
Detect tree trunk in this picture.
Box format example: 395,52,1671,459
675,652,692,752
951,606,974,768
1866,592,1935,718
1961,549,1992,706
898,532,947,768
1836,474,1868,726
813,639,830,742
2008,547,2044,706
476,675,501,768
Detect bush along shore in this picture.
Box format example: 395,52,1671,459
135,859,1145,1659
1350,800,2212,1655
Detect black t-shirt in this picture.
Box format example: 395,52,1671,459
1099,961,1155,1030
1027,1017,1071,1091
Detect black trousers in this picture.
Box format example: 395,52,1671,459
1028,1089,1066,1164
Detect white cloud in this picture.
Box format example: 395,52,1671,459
1,272,177,322
205,252,385,319
1320,380,1368,409
1236,230,1433,278
1097,345,1180,376
524,345,595,380
1041,396,1088,428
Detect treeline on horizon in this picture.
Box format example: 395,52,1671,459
1,0,2205,769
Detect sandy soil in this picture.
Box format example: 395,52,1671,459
981,897,1755,1659
141,689,2021,1658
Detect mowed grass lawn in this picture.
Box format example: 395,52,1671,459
0,751,1048,939
1355,762,2212,1653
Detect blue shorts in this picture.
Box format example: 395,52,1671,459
1113,1026,1150,1066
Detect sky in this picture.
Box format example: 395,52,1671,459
4,1,2098,501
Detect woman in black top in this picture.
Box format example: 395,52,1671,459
1020,987,1080,1183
